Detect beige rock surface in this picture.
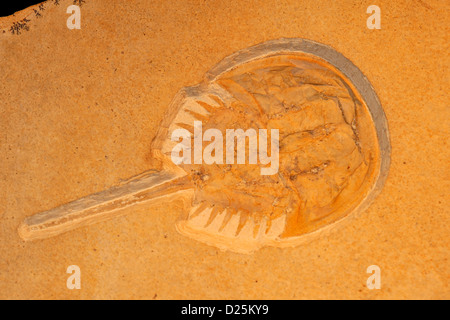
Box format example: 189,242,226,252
0,0,448,299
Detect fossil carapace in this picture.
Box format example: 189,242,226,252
19,39,390,253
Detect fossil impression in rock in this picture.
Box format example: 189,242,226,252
19,39,390,253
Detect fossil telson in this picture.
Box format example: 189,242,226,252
18,39,390,253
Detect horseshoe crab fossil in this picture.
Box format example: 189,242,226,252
18,38,390,253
